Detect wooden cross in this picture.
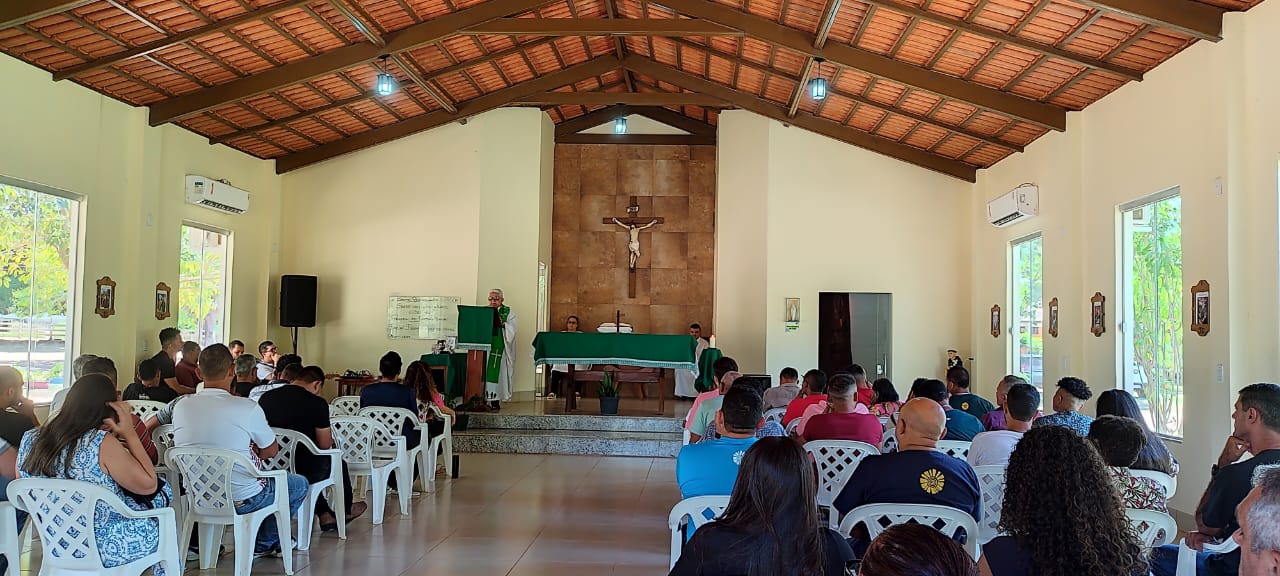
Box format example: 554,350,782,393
603,196,664,298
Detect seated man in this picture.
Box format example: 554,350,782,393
229,340,245,359
123,359,162,401
698,380,786,442
1151,383,1280,576
255,341,279,381
979,375,1038,431
947,366,995,419
149,328,192,401
761,367,801,412
0,366,39,448
847,364,874,407
175,341,203,392
910,378,984,441
782,369,829,426
360,352,421,450
1235,467,1280,576
685,356,738,435
1033,377,1094,436
259,365,367,529
967,383,1038,467
1087,415,1168,512
834,398,981,552
248,359,302,403
676,386,762,498
233,354,262,397
803,372,883,446
173,344,308,557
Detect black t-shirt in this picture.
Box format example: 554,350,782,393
1203,449,1280,575
259,385,331,470
151,350,176,379
670,524,854,576
0,409,36,447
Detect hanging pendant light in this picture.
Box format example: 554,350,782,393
614,117,627,135
809,58,828,101
374,54,397,97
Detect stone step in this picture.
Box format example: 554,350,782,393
464,412,683,434
454,428,681,458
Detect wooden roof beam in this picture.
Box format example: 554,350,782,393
1075,0,1224,42
554,103,633,135
457,18,743,36
786,0,840,118
390,53,456,113
0,1,95,29
210,93,369,144
274,56,620,173
655,0,1066,131
630,106,717,136
622,55,977,181
512,91,728,106
148,0,558,126
558,133,715,144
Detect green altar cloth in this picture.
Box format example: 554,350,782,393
532,332,698,371
422,352,468,401
456,305,496,352
695,348,722,393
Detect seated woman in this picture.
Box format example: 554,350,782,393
1087,415,1168,512
1095,389,1178,475
979,426,1147,576
670,437,854,575
17,373,171,575
404,361,457,439
869,378,904,418
861,523,977,576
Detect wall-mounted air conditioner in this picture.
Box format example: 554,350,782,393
185,175,249,215
987,184,1038,228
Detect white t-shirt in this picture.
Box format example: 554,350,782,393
247,382,287,403
966,430,1024,468
172,388,276,501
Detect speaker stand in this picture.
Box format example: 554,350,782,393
290,326,299,354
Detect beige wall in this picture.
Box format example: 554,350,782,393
970,1,1280,514
716,110,973,377
280,108,553,399
0,53,282,379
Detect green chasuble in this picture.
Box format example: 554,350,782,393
484,305,511,383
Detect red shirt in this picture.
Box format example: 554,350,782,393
175,359,202,391
856,387,874,407
802,412,884,445
783,394,827,425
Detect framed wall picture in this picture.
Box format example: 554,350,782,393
990,305,1001,338
1090,292,1106,337
1048,297,1059,338
784,297,800,332
1191,280,1211,336
155,282,172,320
95,276,116,319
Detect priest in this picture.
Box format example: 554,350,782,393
675,323,710,399
485,289,518,409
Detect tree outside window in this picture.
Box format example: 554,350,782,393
179,225,229,348
1011,235,1043,400
1122,194,1183,438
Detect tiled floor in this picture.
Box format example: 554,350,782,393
16,453,680,576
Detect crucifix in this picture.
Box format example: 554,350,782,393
603,196,664,298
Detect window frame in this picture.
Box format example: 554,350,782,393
1008,231,1044,401
178,221,233,348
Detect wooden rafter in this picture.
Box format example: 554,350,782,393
655,0,1066,131
274,56,620,172
630,106,717,136
457,18,744,36
558,133,715,144
1075,0,1225,41
622,55,977,181
0,1,94,29
512,91,728,105
390,53,456,113
211,93,370,144
148,0,559,126
554,103,633,135
786,0,841,118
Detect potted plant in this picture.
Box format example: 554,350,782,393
598,370,620,416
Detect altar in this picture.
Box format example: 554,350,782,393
532,332,698,413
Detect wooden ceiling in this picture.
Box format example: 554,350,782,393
0,0,1262,180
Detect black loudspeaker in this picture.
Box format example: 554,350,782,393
279,275,317,328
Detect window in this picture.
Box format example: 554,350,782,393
1120,191,1183,438
1010,235,1043,400
0,180,79,402
179,224,230,348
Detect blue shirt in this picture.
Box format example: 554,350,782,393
360,381,419,435
676,436,759,498
944,409,985,441
1033,410,1093,436
833,449,982,522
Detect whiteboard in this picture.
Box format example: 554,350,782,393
387,296,461,340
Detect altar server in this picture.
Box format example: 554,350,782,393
675,323,710,399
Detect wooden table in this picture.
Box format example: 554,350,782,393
332,375,376,397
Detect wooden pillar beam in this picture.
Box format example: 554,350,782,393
457,18,744,36
1075,0,1224,41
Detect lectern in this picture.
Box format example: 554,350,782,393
455,305,498,404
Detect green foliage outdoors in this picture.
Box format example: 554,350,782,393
1014,237,1043,384
1131,197,1183,437
0,185,71,318
178,226,228,347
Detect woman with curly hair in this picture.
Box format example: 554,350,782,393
1095,389,1179,475
979,425,1148,576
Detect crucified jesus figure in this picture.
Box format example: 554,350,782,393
613,218,659,270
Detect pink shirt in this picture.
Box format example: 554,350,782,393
685,389,720,428
803,412,884,446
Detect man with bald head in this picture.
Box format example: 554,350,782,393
833,398,982,525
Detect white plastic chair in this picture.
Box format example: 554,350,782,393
785,419,801,436
1177,536,1238,576
0,501,18,576
261,428,346,549
837,503,981,560
880,428,898,453
360,406,435,492
681,428,692,446
1130,469,1177,498
667,495,730,569
802,440,878,528
166,447,295,576
150,424,183,525
329,396,362,416
6,477,181,576
416,400,455,478
763,408,786,426
127,399,167,423
878,415,890,429
1125,508,1177,548
937,440,971,460
973,465,1006,544
330,416,409,524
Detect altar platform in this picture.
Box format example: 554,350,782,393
453,398,690,458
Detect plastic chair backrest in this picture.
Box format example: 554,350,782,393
128,399,167,422
331,416,392,466
838,503,980,560
261,428,315,474
937,440,971,460
360,407,419,448
166,447,251,515
880,428,898,453
1129,469,1177,498
1126,508,1178,548
330,396,362,416
152,424,176,461
667,495,730,569
785,419,801,436
763,408,786,426
803,440,879,507
973,465,1006,543
7,478,133,571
